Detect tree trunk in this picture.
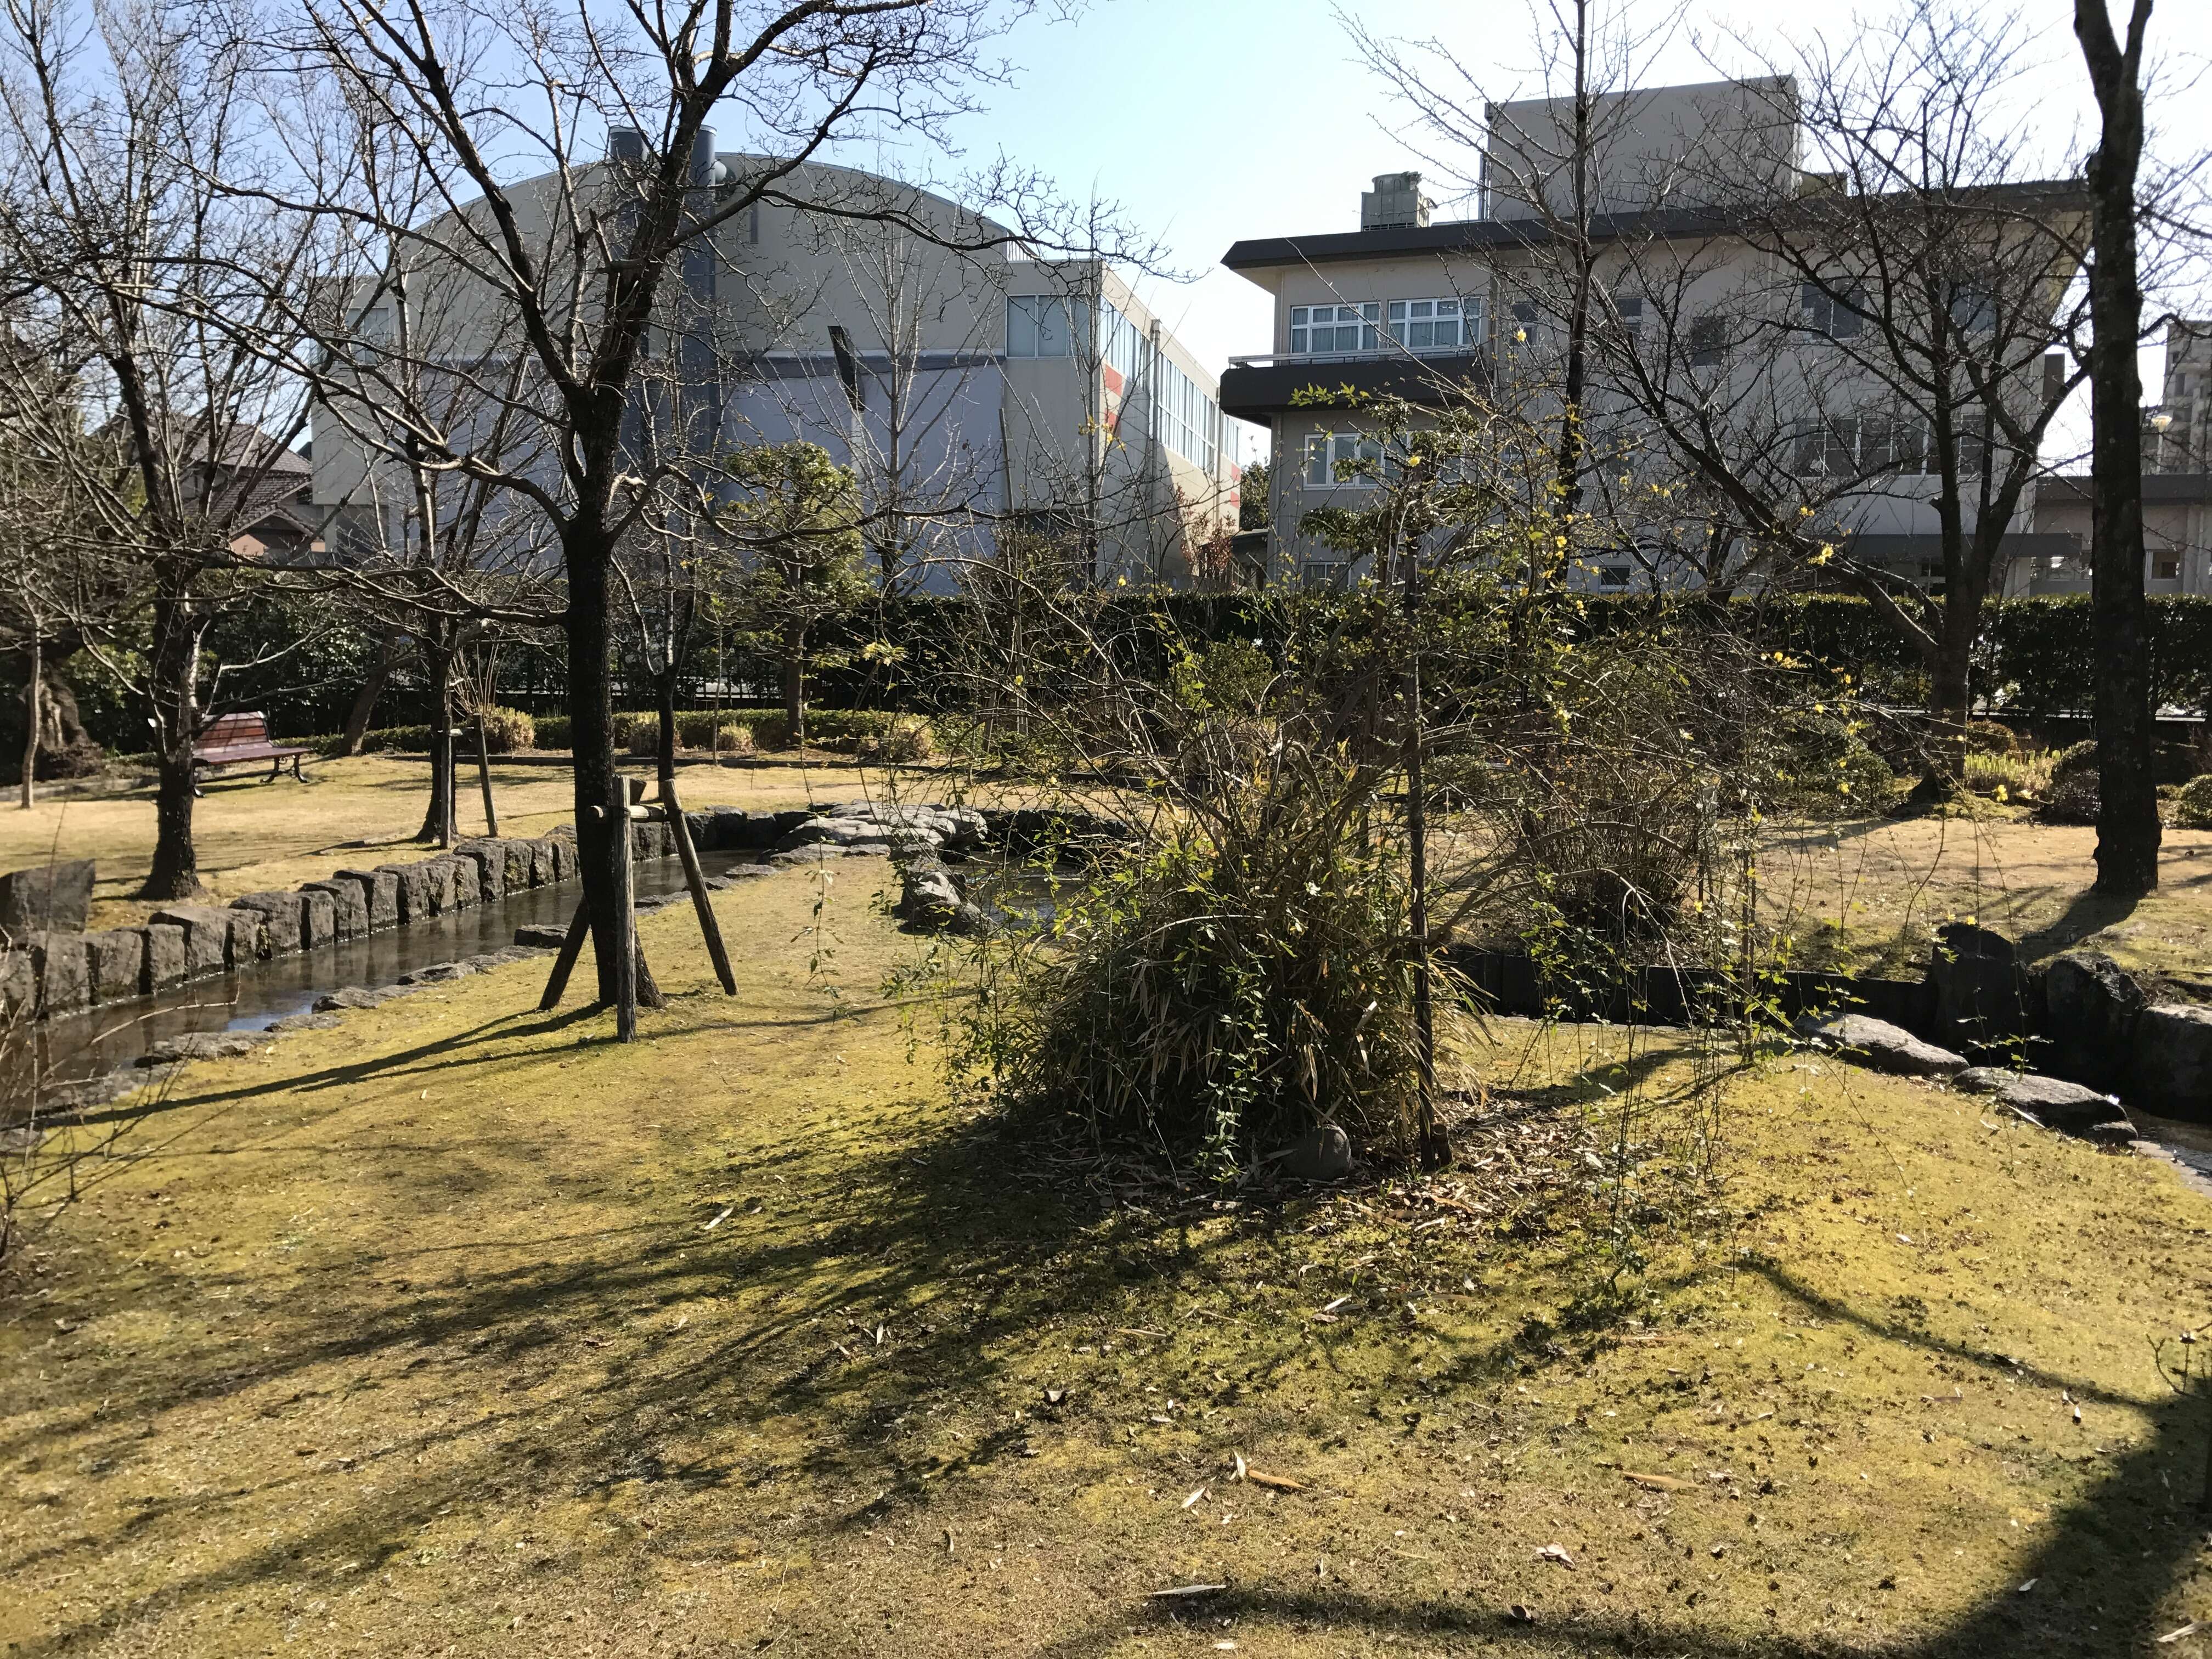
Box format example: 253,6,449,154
138,578,202,899
565,527,631,1014
417,642,456,845
19,624,37,809
343,629,399,755
2078,0,2162,897
782,621,807,748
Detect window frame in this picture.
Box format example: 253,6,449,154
1289,302,1380,356
1302,430,1384,490
1386,296,1467,353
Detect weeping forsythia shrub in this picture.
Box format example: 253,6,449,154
2175,775,2212,831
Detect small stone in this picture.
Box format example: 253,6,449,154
397,961,473,985
312,985,407,1012
1796,1014,1967,1077
264,1012,343,1033
1277,1123,1355,1182
513,924,573,949
137,1030,263,1066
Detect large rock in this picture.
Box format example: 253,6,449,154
1955,1066,2127,1133
230,890,303,955
1796,1013,1968,1077
513,923,572,949
28,930,89,1016
2040,951,2145,1088
377,863,433,924
0,859,94,935
300,879,368,940
398,960,473,985
416,858,456,915
148,905,238,977
1929,922,2028,1047
334,868,401,931
548,834,576,883
142,923,187,990
2136,1006,2212,1123
313,985,410,1012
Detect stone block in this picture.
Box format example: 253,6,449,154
514,923,572,949
526,838,557,887
335,868,401,932
142,923,187,990
225,909,267,963
84,928,146,1003
416,859,456,915
0,858,94,935
148,906,236,977
549,834,575,882
452,840,505,901
231,891,303,955
298,887,336,950
1955,1066,2124,1133
29,930,89,1016
2040,951,2145,1089
1929,922,2028,1047
1277,1123,1353,1182
2137,1005,2212,1123
376,864,433,924
1,945,33,1014
499,840,534,891
447,856,479,909
301,880,368,940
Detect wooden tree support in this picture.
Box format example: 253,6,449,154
539,773,733,1023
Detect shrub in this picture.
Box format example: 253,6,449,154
1964,720,2018,756
534,713,570,751
2175,774,2212,831
716,722,756,756
471,706,535,753
2040,743,2100,824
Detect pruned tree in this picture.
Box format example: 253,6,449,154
276,0,1097,1030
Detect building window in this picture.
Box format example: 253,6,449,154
1948,285,1996,332
1290,303,1379,354
1799,283,1866,340
1688,314,1730,367
1386,297,1467,352
1614,294,1643,337
1007,295,1075,358
1597,565,1631,589
1303,431,1383,489
1509,300,1538,341
355,304,393,347
2154,554,2182,580
1154,348,1219,473
1301,560,1348,590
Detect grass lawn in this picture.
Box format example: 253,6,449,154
0,754,905,933
1763,812,2212,985
8,865,2212,1655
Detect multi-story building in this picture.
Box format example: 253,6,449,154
312,142,1245,590
1218,77,2090,593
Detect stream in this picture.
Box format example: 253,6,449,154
32,849,752,1092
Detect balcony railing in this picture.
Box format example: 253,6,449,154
1226,343,1488,370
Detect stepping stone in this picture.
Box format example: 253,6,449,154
397,962,473,985
513,924,572,949
312,985,410,1012
137,1031,264,1066
1796,1013,1967,1077
1955,1067,2128,1133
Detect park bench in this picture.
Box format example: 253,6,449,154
190,712,309,796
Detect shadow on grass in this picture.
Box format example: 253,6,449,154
7,1031,2210,1657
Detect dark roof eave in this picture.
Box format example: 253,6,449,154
1223,178,2091,274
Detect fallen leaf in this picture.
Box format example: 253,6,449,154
701,1206,733,1232
2017,1578,2038,1595
1246,1470,1305,1492
1044,1389,1065,1406
1623,1471,1692,1492
2159,1622,2200,1644
1322,1296,1351,1313
1232,1452,1248,1481
1506,1604,1537,1623
1148,1582,1228,1599
1535,1543,1575,1567
1182,1487,1207,1510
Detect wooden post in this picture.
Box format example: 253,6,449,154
613,774,639,1040
474,707,500,836
662,776,737,995
539,898,589,1011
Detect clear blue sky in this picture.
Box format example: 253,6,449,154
825,0,2212,468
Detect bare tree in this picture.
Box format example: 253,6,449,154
2075,0,2162,896
0,0,327,895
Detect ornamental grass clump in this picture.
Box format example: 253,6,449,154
950,740,1455,1170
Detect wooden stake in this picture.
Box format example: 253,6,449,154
613,774,638,1040
475,707,500,836
661,775,737,995
539,898,588,1011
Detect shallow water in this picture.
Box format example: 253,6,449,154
32,851,744,1089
